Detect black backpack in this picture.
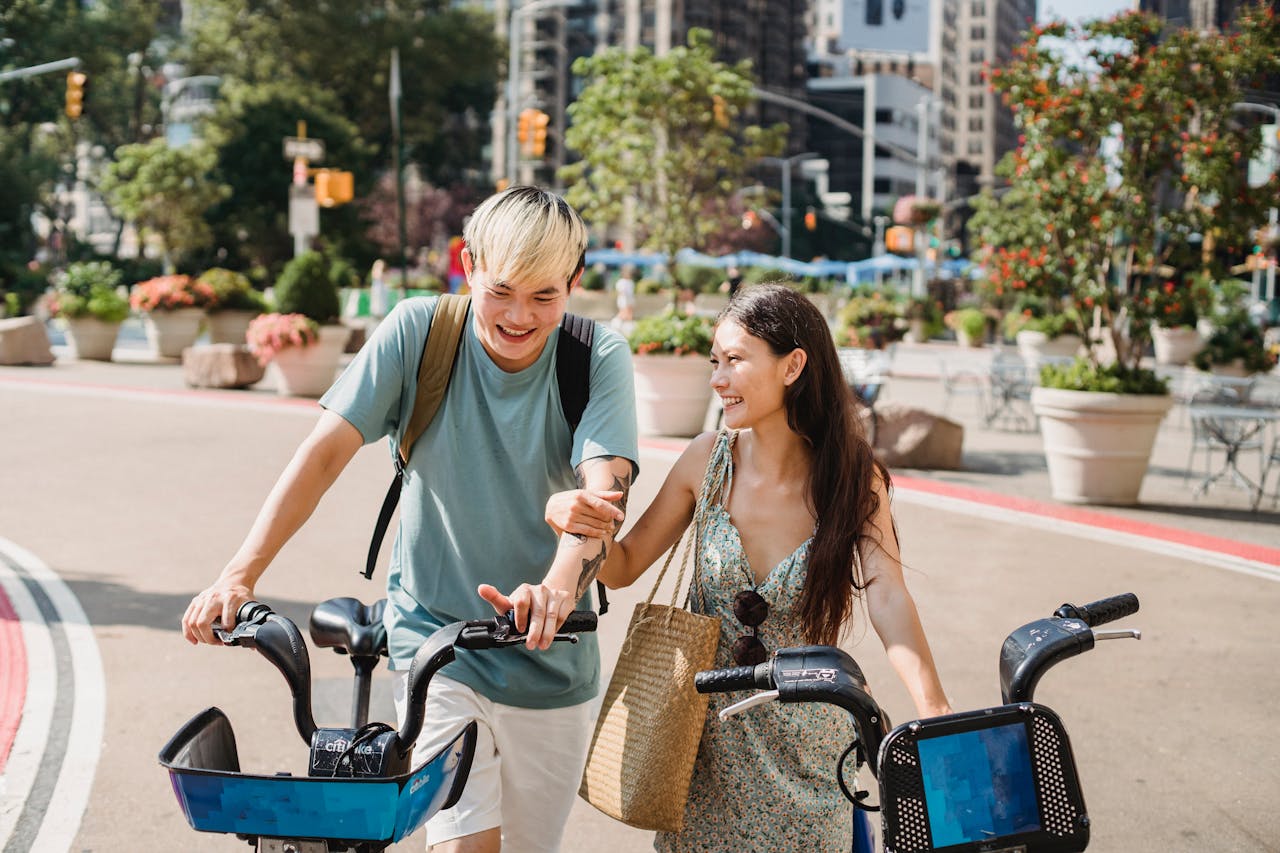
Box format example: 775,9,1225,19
362,294,608,612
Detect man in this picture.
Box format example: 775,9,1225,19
182,186,639,853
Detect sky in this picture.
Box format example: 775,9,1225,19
1038,0,1134,24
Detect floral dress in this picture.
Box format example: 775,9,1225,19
656,431,854,853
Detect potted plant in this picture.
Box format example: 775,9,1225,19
130,274,217,358
198,268,269,345
256,251,350,397
50,262,131,361
1146,277,1207,366
837,292,903,349
1004,299,1083,363
1192,316,1277,377
945,307,987,348
628,308,715,437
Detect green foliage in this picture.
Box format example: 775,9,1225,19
838,293,903,344
197,268,269,313
947,307,988,340
1192,317,1277,373
0,260,51,317
273,252,341,324
579,266,607,292
673,264,726,294
561,29,787,279
1039,358,1169,395
99,139,231,271
971,8,1280,370
53,262,130,322
628,309,714,357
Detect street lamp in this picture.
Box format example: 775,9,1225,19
505,0,573,186
762,152,818,259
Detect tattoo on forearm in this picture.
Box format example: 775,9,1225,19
576,545,605,601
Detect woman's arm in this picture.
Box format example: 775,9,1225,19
595,432,717,589
860,474,952,719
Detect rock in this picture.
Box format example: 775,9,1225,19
0,316,55,365
861,402,964,470
182,344,265,389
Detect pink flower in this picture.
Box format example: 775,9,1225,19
246,313,320,366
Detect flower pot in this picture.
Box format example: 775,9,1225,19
1208,359,1249,378
59,316,121,361
956,329,983,348
143,308,206,358
903,317,928,344
269,325,351,397
1016,330,1082,365
632,353,714,437
1151,325,1201,366
1030,387,1174,505
206,310,260,345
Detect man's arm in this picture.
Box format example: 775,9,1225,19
182,411,364,645
478,454,635,650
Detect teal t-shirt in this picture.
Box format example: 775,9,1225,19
320,296,639,709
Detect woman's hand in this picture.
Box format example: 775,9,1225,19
477,582,572,651
544,488,624,539
183,578,255,645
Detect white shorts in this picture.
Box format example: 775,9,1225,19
393,672,593,852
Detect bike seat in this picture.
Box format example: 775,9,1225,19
309,597,387,658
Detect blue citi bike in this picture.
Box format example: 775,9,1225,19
159,597,597,852
695,592,1142,853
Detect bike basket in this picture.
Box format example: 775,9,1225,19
159,707,476,844
877,703,1089,853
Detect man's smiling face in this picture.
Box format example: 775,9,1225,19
463,249,579,372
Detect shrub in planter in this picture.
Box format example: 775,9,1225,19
1039,358,1168,396
129,274,217,312
1192,316,1277,375
246,312,319,366
628,308,714,356
273,251,341,324
198,268,269,314
51,262,130,323
945,307,987,342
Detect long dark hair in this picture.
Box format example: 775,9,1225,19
719,284,890,646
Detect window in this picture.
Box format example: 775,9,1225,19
969,116,985,131
875,108,895,124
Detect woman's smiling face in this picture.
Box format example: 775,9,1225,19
710,319,802,429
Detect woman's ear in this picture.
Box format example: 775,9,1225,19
782,348,808,386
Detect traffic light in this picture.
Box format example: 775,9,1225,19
804,207,817,231
530,110,550,158
65,71,87,119
885,225,914,254
517,108,537,150
314,169,354,207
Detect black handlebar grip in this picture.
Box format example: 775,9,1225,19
1056,593,1139,627
560,610,598,634
694,663,771,694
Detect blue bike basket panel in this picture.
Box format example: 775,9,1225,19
159,707,475,843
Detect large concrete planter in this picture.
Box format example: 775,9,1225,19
206,310,260,345
142,308,206,358
1151,325,1201,366
268,325,351,397
1016,330,1082,365
60,316,121,361
632,353,714,437
1030,387,1174,505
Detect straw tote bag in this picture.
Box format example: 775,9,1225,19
578,516,720,832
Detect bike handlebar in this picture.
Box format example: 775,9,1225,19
694,663,770,694
1054,593,1139,628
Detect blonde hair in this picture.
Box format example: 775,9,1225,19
463,186,588,288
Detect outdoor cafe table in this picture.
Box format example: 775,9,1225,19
1186,403,1280,506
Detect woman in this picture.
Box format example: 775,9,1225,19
564,284,951,850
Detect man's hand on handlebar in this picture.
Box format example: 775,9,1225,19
183,579,255,646
544,488,624,539
476,582,571,651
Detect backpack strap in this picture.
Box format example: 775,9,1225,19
556,312,593,433
363,295,469,579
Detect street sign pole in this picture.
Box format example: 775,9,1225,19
285,121,322,257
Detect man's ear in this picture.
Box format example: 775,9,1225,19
460,246,473,279
567,265,584,295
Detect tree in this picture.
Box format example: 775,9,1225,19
560,29,786,277
179,0,500,187
99,138,230,272
969,7,1280,369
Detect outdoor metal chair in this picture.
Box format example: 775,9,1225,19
938,357,987,420
1185,386,1266,487
984,351,1035,431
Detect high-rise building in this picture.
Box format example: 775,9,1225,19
952,0,1037,203
1137,0,1274,30
489,0,811,189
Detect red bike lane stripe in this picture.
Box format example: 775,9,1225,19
0,582,26,777
892,475,1280,567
